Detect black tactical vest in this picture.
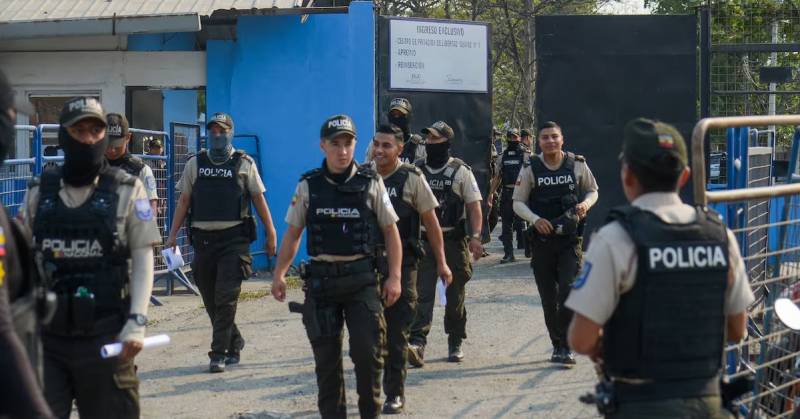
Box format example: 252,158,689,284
500,144,526,186
383,164,422,263
528,152,579,220
305,165,380,256
418,158,467,229
109,153,145,177
33,166,132,337
603,205,729,398
191,150,250,222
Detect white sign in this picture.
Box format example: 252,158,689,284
389,19,488,93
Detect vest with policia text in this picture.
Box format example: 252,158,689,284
418,158,467,230
399,133,423,164
304,165,380,257
500,144,526,186
109,153,145,177
32,166,132,337
603,205,729,401
383,163,423,264
190,150,251,222
528,152,580,221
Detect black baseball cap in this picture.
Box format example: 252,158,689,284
207,112,234,130
106,113,129,145
422,121,454,140
389,98,412,115
60,97,106,128
506,128,520,138
620,118,688,175
520,128,532,137
320,114,356,139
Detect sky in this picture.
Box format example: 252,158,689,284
599,0,651,14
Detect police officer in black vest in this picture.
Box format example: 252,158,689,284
488,128,530,263
20,97,161,418
512,121,598,365
371,124,452,414
567,118,754,418
167,112,277,373
364,98,426,165
408,121,484,366
272,115,403,418
105,113,159,216
0,70,55,419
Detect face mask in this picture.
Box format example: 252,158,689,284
59,127,108,186
208,132,233,163
425,141,451,168
506,140,520,150
388,114,410,135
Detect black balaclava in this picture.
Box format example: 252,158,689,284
506,139,520,150
425,141,451,168
0,71,14,165
322,158,355,184
59,126,108,186
388,113,411,138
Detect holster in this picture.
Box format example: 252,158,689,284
289,289,344,341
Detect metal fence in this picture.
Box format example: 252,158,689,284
694,115,800,418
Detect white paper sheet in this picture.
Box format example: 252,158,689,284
101,334,171,358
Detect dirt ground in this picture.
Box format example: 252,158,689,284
137,230,600,418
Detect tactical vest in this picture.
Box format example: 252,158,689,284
383,164,423,264
418,158,467,229
528,153,579,220
33,166,132,337
500,144,526,186
109,153,145,177
603,205,729,400
304,165,380,257
191,150,250,222
399,134,422,164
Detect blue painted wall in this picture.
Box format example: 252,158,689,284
162,90,199,134
206,1,377,265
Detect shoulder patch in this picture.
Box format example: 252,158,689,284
145,175,157,191
134,199,154,221
572,261,592,289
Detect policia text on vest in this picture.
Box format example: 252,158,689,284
166,112,278,373
566,118,754,418
271,114,404,418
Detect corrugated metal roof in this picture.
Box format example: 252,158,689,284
0,0,300,23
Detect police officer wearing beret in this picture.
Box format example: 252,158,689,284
19,97,161,418
167,112,277,373
365,98,426,165
567,118,754,418
0,70,55,419
371,124,453,414
272,115,402,419
488,128,530,263
105,113,159,216
408,121,483,366
513,121,599,365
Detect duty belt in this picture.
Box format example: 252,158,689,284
308,257,375,278
503,185,515,189
191,223,246,241
614,376,720,403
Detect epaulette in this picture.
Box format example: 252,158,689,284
450,157,471,171
300,168,322,181
104,166,137,186
236,150,255,163
574,154,586,162
399,162,423,176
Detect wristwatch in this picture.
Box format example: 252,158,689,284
128,314,148,326
469,233,481,241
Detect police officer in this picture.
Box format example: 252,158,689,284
512,121,598,365
166,112,277,373
0,70,54,419
371,124,453,414
408,121,483,366
520,128,533,153
105,113,159,215
566,118,754,418
19,97,161,418
271,115,402,419
365,98,426,164
489,128,530,263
